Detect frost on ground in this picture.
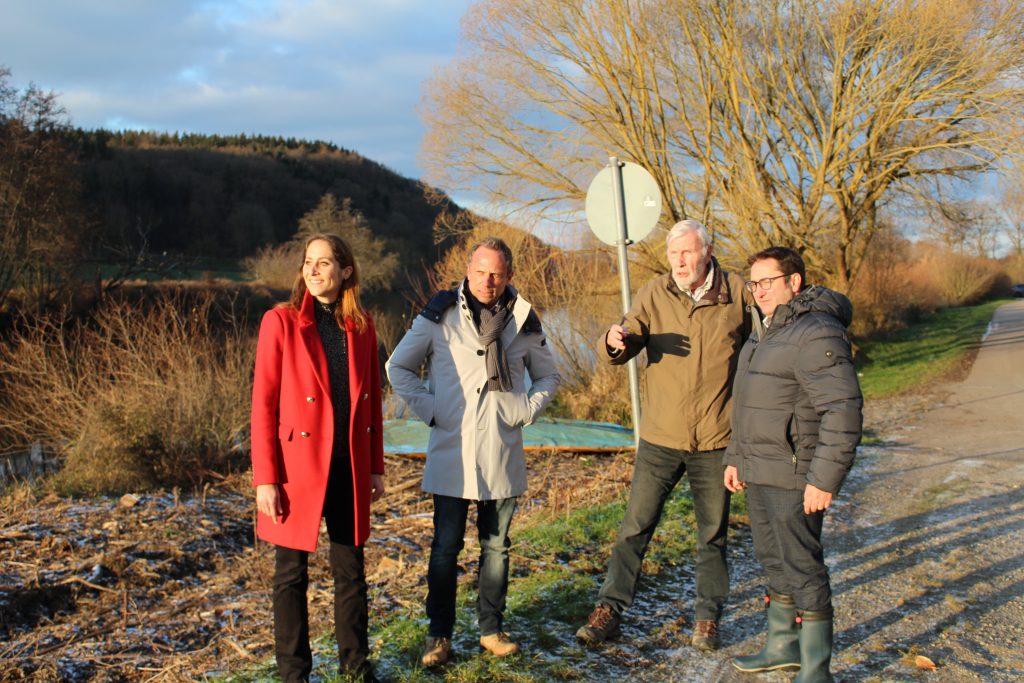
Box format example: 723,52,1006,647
0,450,640,681
2,304,1022,682
629,301,1024,683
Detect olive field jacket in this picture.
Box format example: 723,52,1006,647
608,260,754,452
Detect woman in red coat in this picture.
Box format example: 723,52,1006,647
251,234,385,682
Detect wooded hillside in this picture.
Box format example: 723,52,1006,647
66,130,456,263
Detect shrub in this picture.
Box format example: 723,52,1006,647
0,292,255,495
1002,253,1024,283
241,242,301,290
552,360,634,427
924,249,1001,307
294,194,399,293
242,194,401,294
848,237,1011,336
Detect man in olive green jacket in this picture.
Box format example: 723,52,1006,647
576,220,754,652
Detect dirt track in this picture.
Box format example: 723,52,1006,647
824,299,1024,682
632,300,1024,682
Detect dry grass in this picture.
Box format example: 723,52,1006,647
848,238,1008,336
556,361,634,427
241,242,302,291
0,450,635,681
0,292,256,495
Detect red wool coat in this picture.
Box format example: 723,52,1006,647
250,291,384,551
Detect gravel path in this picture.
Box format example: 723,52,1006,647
624,300,1024,682
4,304,1020,681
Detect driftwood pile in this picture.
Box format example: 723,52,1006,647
0,451,632,681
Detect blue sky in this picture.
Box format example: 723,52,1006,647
0,0,475,180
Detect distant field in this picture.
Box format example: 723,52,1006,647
856,299,1007,399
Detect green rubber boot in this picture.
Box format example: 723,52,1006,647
732,591,800,672
792,609,834,683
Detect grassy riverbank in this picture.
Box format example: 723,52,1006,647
856,299,1007,400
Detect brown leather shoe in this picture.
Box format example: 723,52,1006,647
480,631,520,657
692,619,720,652
420,636,451,667
575,603,622,644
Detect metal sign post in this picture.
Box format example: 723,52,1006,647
585,157,662,446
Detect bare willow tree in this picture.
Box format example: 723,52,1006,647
422,0,1024,288
421,1,683,275
921,199,999,258
0,67,83,310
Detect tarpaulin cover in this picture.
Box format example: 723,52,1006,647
384,417,635,456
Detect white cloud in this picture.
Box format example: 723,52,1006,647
0,0,476,179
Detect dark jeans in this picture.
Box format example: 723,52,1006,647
273,457,369,682
598,440,730,622
746,483,831,613
426,494,517,638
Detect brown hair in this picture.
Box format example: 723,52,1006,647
286,234,368,333
747,246,806,290
466,236,514,275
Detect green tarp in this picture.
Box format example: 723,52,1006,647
384,417,635,456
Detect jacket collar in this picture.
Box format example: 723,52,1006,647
298,288,318,326
457,279,532,343
769,285,853,329
703,257,734,305
298,290,332,398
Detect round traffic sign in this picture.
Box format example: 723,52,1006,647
585,162,662,246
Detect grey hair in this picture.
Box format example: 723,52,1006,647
665,219,710,255
467,236,514,274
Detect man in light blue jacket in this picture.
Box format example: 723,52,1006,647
386,236,560,668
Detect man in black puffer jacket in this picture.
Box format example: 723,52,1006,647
724,246,862,683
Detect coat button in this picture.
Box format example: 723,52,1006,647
366,427,372,432
300,431,310,437
362,393,369,400
306,396,315,402
476,349,484,356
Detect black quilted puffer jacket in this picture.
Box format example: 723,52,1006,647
724,285,863,494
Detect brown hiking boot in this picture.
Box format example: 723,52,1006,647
691,619,720,652
575,603,622,644
480,631,520,657
420,636,451,667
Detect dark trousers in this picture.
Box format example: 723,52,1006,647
746,483,831,612
598,440,730,621
426,494,517,638
273,457,369,682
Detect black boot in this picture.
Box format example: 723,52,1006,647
792,609,833,683
732,591,800,672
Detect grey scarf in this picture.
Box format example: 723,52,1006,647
478,304,513,392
